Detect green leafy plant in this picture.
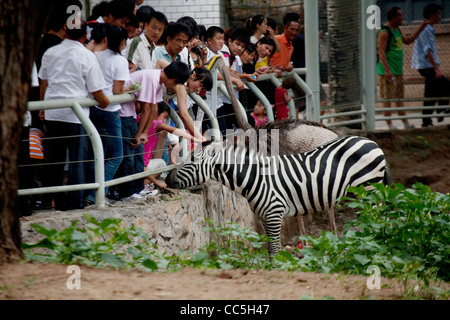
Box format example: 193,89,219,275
22,183,449,299
193,218,273,270
297,183,449,298
23,214,173,271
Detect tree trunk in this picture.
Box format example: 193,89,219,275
327,0,361,128
0,0,53,264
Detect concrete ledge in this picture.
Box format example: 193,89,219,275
20,181,259,255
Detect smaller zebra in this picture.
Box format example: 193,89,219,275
166,135,390,255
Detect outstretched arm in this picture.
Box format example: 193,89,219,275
173,84,205,141
403,19,429,45
131,102,158,148
156,122,204,143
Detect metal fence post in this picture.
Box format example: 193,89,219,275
304,0,321,123
188,92,221,141
72,102,105,208
361,0,377,132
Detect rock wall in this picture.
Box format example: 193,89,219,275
21,181,262,255
21,180,312,255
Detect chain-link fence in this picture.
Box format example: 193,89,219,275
377,0,450,102
229,0,450,127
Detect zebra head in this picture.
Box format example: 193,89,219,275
166,141,225,189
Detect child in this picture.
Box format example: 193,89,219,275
240,43,258,74
221,27,250,132
250,100,268,127
117,60,190,199
143,102,203,190
254,36,279,105
274,76,296,120
255,36,278,75
239,43,259,119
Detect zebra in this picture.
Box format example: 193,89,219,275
214,56,341,233
166,135,390,255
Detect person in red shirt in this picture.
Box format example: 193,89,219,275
274,76,296,120
270,13,301,72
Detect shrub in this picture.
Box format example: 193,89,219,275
299,183,450,284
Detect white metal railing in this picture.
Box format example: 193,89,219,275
207,55,316,125
21,89,220,208
20,55,313,210
20,40,449,209
241,68,316,122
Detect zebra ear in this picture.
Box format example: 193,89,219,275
221,139,230,151
207,141,224,156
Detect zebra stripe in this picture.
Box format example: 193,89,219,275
166,135,388,255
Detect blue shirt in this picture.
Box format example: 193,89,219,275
411,24,440,70
151,45,180,68
291,34,305,68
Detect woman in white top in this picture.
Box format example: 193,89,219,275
247,14,281,52
85,24,130,205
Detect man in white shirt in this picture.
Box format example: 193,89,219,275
39,20,109,211
203,26,226,135
220,28,249,131
127,11,167,70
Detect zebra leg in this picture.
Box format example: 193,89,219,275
327,208,337,232
262,213,284,256
298,215,307,247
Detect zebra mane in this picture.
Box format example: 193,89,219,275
257,118,339,135
181,119,341,167
236,119,340,156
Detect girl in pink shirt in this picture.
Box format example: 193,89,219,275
250,100,268,127
143,102,203,189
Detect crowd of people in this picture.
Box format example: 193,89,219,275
19,0,307,216
19,1,448,217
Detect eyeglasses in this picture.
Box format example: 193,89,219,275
173,38,188,46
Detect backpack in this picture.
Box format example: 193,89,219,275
377,25,394,63
127,36,143,62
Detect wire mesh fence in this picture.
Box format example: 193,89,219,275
229,0,450,125
377,0,450,103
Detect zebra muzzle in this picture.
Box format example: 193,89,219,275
165,168,180,189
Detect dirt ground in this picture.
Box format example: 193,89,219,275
1,126,449,301
0,261,435,301
367,125,450,194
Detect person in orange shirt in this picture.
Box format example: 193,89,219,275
270,13,301,73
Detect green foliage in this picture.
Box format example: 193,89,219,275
193,219,273,270
23,183,449,299
23,214,176,272
299,183,449,285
